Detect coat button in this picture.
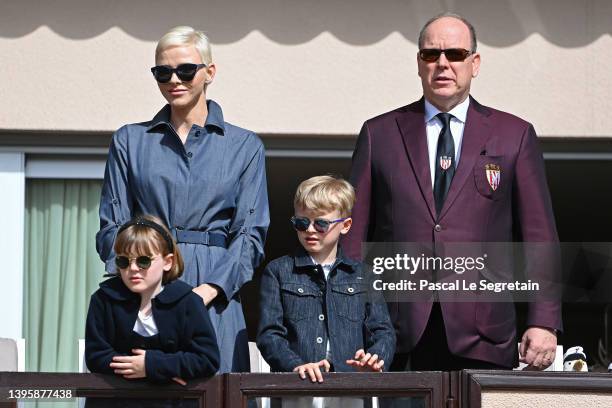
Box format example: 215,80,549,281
348,287,354,293
434,224,442,232
297,288,304,293
318,314,325,321
316,337,323,344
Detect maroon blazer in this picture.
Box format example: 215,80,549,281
342,97,562,368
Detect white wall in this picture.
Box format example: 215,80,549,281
0,0,610,137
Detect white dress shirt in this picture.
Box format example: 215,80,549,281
424,97,470,186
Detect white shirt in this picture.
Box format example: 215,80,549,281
424,97,470,186
132,287,164,337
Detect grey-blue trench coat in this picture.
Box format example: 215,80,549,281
96,100,270,373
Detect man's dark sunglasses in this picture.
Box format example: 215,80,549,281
419,48,473,62
290,216,348,233
150,63,207,83
115,255,155,270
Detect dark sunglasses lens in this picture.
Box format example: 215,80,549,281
291,217,310,231
445,49,470,61
419,49,441,62
136,256,152,269
153,66,172,83
313,219,330,233
176,64,198,81
115,256,130,269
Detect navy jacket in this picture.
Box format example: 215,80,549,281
85,277,220,382
257,247,395,372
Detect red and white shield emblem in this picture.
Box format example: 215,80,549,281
485,164,501,191
439,156,452,171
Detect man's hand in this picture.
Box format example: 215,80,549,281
519,327,557,370
293,359,331,383
193,283,220,305
110,349,146,379
346,349,384,372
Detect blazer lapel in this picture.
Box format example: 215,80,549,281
438,97,492,220
396,99,437,221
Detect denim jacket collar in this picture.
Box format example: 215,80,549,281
293,245,359,273
99,276,193,305
146,99,226,134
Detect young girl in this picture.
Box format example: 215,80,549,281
85,215,220,384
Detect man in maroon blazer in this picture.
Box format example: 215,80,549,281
343,13,561,370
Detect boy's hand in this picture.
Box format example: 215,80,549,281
293,359,331,383
346,349,384,372
110,348,147,379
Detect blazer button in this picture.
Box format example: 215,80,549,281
316,337,323,344
434,224,442,232
318,314,325,321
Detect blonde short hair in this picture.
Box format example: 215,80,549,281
156,26,213,65
114,215,184,284
294,175,355,217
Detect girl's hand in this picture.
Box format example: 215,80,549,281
110,349,147,379
346,349,384,372
172,377,187,386
293,359,330,383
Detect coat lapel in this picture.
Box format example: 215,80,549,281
438,97,492,220
396,99,437,221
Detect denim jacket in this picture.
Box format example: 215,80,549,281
257,247,395,372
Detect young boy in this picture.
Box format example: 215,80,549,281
257,175,395,384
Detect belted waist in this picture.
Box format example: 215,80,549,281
171,228,228,248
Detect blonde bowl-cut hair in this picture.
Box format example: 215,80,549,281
155,26,213,65
114,215,185,284
294,175,355,218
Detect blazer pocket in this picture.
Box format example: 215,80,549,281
281,283,320,322
473,155,506,201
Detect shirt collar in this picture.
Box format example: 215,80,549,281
146,99,226,134
293,245,358,271
424,96,470,124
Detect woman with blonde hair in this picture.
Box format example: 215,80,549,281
96,26,269,373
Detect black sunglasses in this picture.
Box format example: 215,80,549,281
290,216,348,233
115,255,156,270
419,48,473,62
150,63,207,83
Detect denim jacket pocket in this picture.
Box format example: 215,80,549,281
281,283,321,322
331,282,368,322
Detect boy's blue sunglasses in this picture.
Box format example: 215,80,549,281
290,216,348,233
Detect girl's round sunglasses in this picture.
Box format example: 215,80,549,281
150,63,207,83
115,255,156,270
290,216,348,233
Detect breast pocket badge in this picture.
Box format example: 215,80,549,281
485,164,501,191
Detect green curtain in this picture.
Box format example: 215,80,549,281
24,179,104,372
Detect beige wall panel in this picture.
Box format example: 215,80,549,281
0,0,610,137
482,391,612,408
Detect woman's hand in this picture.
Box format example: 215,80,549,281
346,349,384,372
293,359,331,383
193,284,220,305
109,349,147,379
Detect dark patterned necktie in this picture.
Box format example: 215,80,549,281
433,113,455,216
